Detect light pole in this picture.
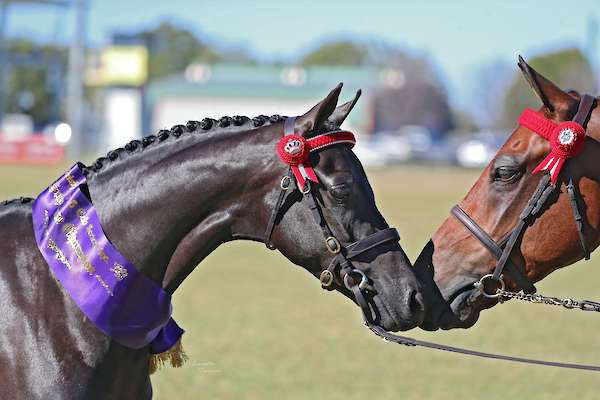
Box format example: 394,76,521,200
0,0,8,129
0,0,71,133
66,0,85,158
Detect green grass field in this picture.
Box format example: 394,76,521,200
2,164,599,400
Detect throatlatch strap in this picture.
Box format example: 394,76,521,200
567,178,590,260
264,168,293,250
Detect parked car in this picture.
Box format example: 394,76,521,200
453,130,507,168
354,125,453,166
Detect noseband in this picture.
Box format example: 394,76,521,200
451,94,597,297
263,117,400,323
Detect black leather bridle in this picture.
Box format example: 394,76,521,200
451,94,597,297
263,117,401,323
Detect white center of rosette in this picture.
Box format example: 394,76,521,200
284,139,303,155
558,128,575,145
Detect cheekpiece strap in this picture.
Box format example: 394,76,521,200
284,116,296,136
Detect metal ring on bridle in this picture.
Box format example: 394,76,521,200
476,274,505,298
300,181,311,194
280,175,291,190
319,270,334,287
325,236,341,254
344,269,369,291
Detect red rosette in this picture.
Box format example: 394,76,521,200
519,108,588,185
549,121,585,158
277,135,310,166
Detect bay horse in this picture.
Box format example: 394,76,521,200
0,84,425,399
415,57,600,331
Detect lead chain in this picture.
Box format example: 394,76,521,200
496,288,600,312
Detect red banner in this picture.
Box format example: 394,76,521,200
0,135,64,165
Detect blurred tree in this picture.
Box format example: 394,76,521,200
371,55,453,137
372,79,453,137
300,41,369,66
6,38,66,126
300,39,453,135
499,48,597,128
139,22,255,80
452,109,478,132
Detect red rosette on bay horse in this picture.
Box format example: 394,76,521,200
518,109,586,185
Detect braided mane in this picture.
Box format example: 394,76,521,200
1,114,289,207
1,112,341,207
84,114,288,174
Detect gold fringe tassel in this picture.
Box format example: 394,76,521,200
149,338,188,374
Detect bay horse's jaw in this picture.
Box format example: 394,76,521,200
414,239,495,330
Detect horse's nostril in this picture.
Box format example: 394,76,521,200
408,290,426,322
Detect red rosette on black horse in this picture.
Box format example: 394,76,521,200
277,131,356,188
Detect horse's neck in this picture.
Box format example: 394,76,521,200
87,126,283,292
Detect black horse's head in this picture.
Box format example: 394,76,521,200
262,84,426,330
87,84,425,332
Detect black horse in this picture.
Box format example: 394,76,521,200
0,84,425,399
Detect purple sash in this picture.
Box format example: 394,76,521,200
32,163,183,354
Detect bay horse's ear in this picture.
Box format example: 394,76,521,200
517,55,576,114
296,83,343,136
328,89,362,127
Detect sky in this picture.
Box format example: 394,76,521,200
4,0,600,109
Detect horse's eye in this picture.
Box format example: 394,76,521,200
330,184,350,200
494,166,520,183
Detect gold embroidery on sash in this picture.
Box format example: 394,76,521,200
63,223,95,275
50,183,64,206
77,207,89,226
85,224,109,263
43,210,50,235
110,263,128,281
53,211,64,224
95,274,113,296
69,199,78,209
66,174,77,188
47,238,71,270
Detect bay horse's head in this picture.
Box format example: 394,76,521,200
415,57,600,330
262,85,426,330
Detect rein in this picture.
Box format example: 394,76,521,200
356,289,600,372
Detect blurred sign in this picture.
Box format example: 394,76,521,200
1,113,34,141
103,88,142,152
86,46,148,87
0,135,64,165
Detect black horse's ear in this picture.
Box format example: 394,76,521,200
328,89,361,127
296,83,343,136
517,55,576,114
